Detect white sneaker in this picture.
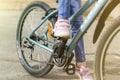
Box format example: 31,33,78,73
54,19,71,39
76,66,94,80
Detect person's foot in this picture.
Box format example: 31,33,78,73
54,19,71,39
76,66,93,80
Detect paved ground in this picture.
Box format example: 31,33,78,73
0,10,95,80
0,10,120,80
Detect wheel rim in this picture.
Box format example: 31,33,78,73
17,6,54,71
100,26,120,80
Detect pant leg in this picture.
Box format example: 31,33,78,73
58,0,70,19
58,0,86,62
70,0,86,62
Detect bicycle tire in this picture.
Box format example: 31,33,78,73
16,1,55,77
95,16,120,80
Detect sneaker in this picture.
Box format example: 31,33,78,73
54,19,71,39
76,66,93,80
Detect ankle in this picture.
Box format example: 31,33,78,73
57,18,69,23
58,17,69,20
76,62,87,69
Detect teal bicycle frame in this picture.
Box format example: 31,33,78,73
27,0,107,57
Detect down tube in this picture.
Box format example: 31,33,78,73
67,0,107,57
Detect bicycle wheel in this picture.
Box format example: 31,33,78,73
16,1,56,77
95,16,120,80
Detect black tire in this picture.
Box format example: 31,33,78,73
16,1,56,77
95,16,120,80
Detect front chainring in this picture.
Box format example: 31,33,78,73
53,40,67,67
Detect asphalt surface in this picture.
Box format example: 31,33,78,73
0,10,95,80
0,10,120,80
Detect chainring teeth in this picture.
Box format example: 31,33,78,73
52,41,67,67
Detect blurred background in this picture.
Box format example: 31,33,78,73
0,0,120,80
0,0,57,10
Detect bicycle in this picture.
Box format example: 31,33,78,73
16,0,120,80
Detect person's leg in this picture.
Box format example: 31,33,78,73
54,0,71,38
70,0,93,80
57,0,86,65
58,0,70,19
70,0,86,66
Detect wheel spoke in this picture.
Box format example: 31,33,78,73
16,1,55,76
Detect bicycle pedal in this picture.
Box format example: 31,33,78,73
52,33,69,40
65,63,75,75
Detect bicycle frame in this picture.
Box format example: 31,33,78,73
27,0,107,57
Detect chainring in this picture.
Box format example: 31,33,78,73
52,41,67,67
